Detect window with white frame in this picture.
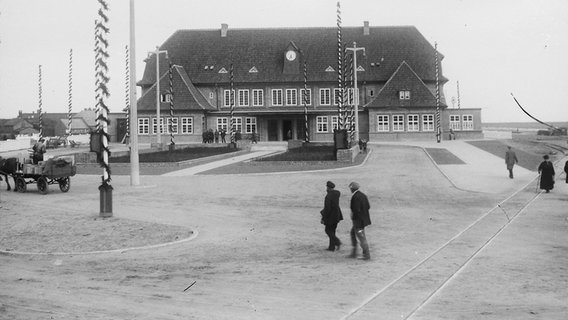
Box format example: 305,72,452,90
393,115,405,131
223,90,235,107
271,89,283,106
160,93,172,103
333,88,342,105
300,88,312,106
245,117,257,133
407,114,419,132
347,88,355,105
166,117,178,134
331,116,339,131
377,115,390,132
180,117,193,134
138,118,149,134
217,117,229,132
422,114,435,131
285,89,297,106
399,90,411,100
319,88,331,105
462,115,474,130
449,115,461,130
252,89,264,106
316,116,328,133
238,89,249,106
152,117,165,134
232,117,243,133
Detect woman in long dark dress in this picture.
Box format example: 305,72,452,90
538,155,555,193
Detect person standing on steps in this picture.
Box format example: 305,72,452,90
505,146,519,179
538,154,555,193
348,182,371,260
320,181,343,251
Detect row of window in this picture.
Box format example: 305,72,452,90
376,114,474,132
223,88,356,107
137,117,258,135
449,115,474,130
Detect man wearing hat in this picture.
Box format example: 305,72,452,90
320,181,343,251
348,182,371,260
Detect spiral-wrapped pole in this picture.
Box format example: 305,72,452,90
94,0,111,186
67,49,73,136
336,1,344,129
435,42,441,143
38,65,43,138
124,45,130,143
168,61,175,146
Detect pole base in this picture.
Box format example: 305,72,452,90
99,183,113,217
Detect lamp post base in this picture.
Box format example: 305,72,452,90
99,183,113,217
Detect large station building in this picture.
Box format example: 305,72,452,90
136,22,483,144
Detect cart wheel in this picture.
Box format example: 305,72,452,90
15,177,27,193
59,177,71,192
37,177,48,194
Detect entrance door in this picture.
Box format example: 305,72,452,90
267,120,278,141
283,120,292,140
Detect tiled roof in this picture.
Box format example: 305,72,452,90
138,25,447,86
366,61,447,109
138,65,215,112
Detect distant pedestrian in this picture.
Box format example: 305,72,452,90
214,129,220,143
505,146,519,179
564,160,568,184
538,155,555,193
320,181,343,251
348,182,371,260
251,129,258,144
220,129,227,143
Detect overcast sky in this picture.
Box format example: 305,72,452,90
1,0,567,123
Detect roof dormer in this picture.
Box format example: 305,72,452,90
283,42,300,75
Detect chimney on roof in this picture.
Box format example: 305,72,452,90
221,23,228,37
363,21,370,35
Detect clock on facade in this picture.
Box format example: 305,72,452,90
285,50,297,61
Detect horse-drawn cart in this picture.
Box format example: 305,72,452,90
13,156,76,194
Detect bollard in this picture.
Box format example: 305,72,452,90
99,183,113,217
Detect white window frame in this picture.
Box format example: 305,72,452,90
271,89,283,106
166,117,178,134
333,88,342,105
138,118,150,135
217,117,229,132
232,117,243,133
245,117,257,134
252,89,264,106
181,117,193,134
407,114,419,132
331,116,339,131
238,89,249,107
160,93,172,103
319,88,331,105
393,115,405,132
422,114,435,132
285,89,297,106
377,115,390,132
399,90,411,100
300,88,312,106
316,116,329,133
462,114,474,130
152,117,165,134
449,115,461,130
223,90,235,107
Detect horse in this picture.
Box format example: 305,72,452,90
0,157,18,191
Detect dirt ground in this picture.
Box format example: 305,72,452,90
0,142,567,319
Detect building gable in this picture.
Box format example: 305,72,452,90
366,61,446,109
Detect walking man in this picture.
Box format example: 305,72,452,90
505,146,519,179
320,181,343,251
348,182,371,260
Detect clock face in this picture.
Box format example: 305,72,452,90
286,50,297,61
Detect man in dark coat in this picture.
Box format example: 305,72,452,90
564,160,568,184
320,181,343,251
348,182,371,260
505,146,519,179
538,154,555,193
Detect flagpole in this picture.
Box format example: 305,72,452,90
336,1,344,129
435,42,441,143
303,59,309,143
128,0,140,186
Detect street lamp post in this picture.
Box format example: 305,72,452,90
129,0,140,186
148,46,168,146
346,42,365,143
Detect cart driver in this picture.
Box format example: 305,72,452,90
32,138,47,164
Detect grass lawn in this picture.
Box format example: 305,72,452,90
257,144,337,161
110,146,239,163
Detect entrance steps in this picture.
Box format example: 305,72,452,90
250,141,288,152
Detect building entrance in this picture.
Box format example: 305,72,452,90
283,120,292,140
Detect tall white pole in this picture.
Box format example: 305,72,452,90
129,0,140,186
346,42,365,142
155,46,161,145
